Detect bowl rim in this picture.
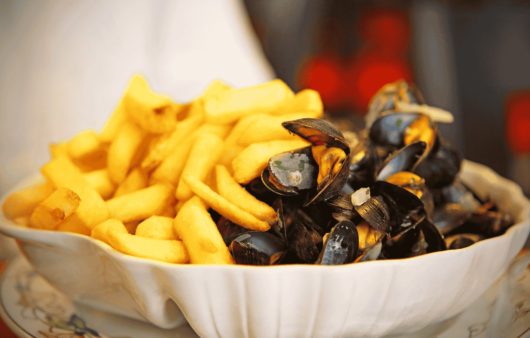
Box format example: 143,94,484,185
1,159,529,272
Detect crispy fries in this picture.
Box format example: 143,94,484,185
2,76,328,266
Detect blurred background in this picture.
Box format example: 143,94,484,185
0,0,530,197
243,0,530,196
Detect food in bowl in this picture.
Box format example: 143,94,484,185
0,76,517,267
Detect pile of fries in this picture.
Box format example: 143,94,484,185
2,75,323,265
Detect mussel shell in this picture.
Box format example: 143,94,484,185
377,141,427,181
230,232,287,265
373,181,426,236
305,151,351,206
270,197,288,244
369,113,427,148
217,217,250,246
414,145,461,189
282,118,350,152
316,220,359,265
327,193,357,222
432,203,471,235
348,140,379,190
417,218,447,252
262,146,318,196
354,195,391,233
288,220,322,263
445,233,484,250
440,180,482,213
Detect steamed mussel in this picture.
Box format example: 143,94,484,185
221,80,514,266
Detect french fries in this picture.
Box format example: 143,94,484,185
2,76,327,266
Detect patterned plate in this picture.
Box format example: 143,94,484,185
1,253,530,338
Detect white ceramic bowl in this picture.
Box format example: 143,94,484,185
1,160,529,338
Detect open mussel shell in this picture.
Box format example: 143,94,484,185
262,146,318,196
305,151,351,206
316,220,359,265
372,181,426,237
287,220,322,263
445,233,484,250
365,80,426,128
432,203,471,235
282,118,350,152
217,217,251,247
348,138,380,190
414,145,461,189
229,232,287,265
354,195,391,233
377,141,427,181
326,193,357,222
369,113,437,153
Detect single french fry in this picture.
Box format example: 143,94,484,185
113,167,147,198
182,175,270,232
50,142,70,160
174,196,234,264
67,130,102,160
106,184,173,223
175,133,224,202
56,220,91,236
74,147,108,172
41,157,109,229
2,182,55,220
91,218,128,246
141,114,204,170
237,112,318,146
29,187,81,230
124,74,179,134
100,100,127,143
272,89,323,117
187,79,233,118
149,137,195,186
204,79,294,124
107,120,146,184
216,165,276,223
107,227,189,264
136,216,177,240
232,139,311,184
82,169,116,199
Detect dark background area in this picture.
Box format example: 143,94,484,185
243,0,530,196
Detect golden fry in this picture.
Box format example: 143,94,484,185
204,79,294,124
175,133,224,202
41,157,109,229
82,169,116,199
29,187,81,230
141,114,203,170
100,100,127,143
237,112,318,146
91,218,128,245
67,130,102,160
106,184,174,223
107,120,146,184
174,196,234,264
108,227,189,264
187,79,232,118
216,165,276,223
149,137,194,186
136,216,177,240
124,74,179,134
272,89,323,117
182,175,270,232
113,167,147,198
2,181,55,220
232,139,311,184
56,220,91,236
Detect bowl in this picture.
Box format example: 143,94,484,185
1,160,529,338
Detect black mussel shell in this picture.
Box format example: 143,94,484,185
300,202,335,234
445,233,484,250
372,181,425,236
414,145,461,189
440,180,482,213
316,221,359,265
270,197,288,244
348,140,380,190
230,232,287,265
369,113,426,148
305,151,351,206
296,209,326,236
287,220,322,263
417,218,447,252
354,195,391,233
217,217,250,246
365,80,426,128
327,193,357,222
377,141,427,181
282,118,350,152
444,209,513,239
262,146,318,196
432,203,471,235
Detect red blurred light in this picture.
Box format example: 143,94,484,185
506,91,530,154
358,10,411,55
346,53,413,112
297,55,343,109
